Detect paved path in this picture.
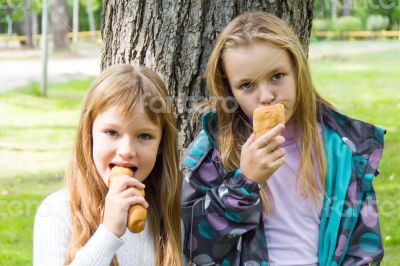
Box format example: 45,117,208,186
0,49,101,92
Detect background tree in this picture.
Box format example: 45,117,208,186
86,0,96,42
23,0,33,48
0,1,25,38
101,0,314,150
65,0,102,31
366,0,400,30
50,0,70,51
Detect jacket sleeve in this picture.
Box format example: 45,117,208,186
341,187,384,265
181,150,262,265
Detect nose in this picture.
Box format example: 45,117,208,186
258,83,275,105
116,135,136,159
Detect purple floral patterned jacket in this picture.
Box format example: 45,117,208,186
181,105,385,266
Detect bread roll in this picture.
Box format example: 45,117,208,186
109,166,147,233
253,103,285,138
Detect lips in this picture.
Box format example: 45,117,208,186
109,162,138,173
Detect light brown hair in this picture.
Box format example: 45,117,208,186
64,64,181,265
205,11,327,212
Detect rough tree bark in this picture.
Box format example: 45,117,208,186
101,0,314,151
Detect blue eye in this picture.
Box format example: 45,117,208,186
272,73,284,81
240,82,254,90
105,130,119,137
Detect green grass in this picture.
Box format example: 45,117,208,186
0,78,93,264
1,41,399,264
309,42,400,263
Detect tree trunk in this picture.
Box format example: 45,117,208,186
50,0,70,51
101,0,313,150
72,0,79,45
342,0,352,16
331,0,337,25
32,12,39,46
6,14,12,36
87,0,97,43
24,0,34,48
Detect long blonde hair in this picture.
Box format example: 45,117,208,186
205,11,327,213
64,64,182,265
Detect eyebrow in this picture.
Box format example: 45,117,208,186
232,64,289,85
100,122,159,131
100,122,122,128
138,127,160,132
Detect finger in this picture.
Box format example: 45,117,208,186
243,133,256,150
255,123,285,148
125,177,145,189
110,176,145,193
269,156,285,170
125,196,149,209
270,147,286,161
263,136,286,152
120,187,144,198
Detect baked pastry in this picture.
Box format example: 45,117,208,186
253,103,285,138
109,166,147,233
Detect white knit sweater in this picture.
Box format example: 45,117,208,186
33,189,155,265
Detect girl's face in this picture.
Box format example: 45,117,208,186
91,104,162,185
223,40,297,122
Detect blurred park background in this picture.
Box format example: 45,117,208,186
0,0,399,265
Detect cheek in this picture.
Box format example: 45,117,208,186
91,135,100,161
237,98,255,117
144,143,161,169
92,136,113,166
145,144,161,162
232,93,247,109
138,147,159,180
283,79,297,106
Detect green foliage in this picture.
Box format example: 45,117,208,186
367,15,390,31
352,0,370,23
335,16,363,32
0,0,101,33
366,0,400,30
66,0,102,31
0,0,24,23
31,0,43,13
313,0,400,31
312,18,334,31
390,21,399,30
313,0,332,19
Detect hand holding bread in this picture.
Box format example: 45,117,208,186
109,166,147,233
239,104,286,184
103,166,148,237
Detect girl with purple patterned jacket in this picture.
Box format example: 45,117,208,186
181,11,385,266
